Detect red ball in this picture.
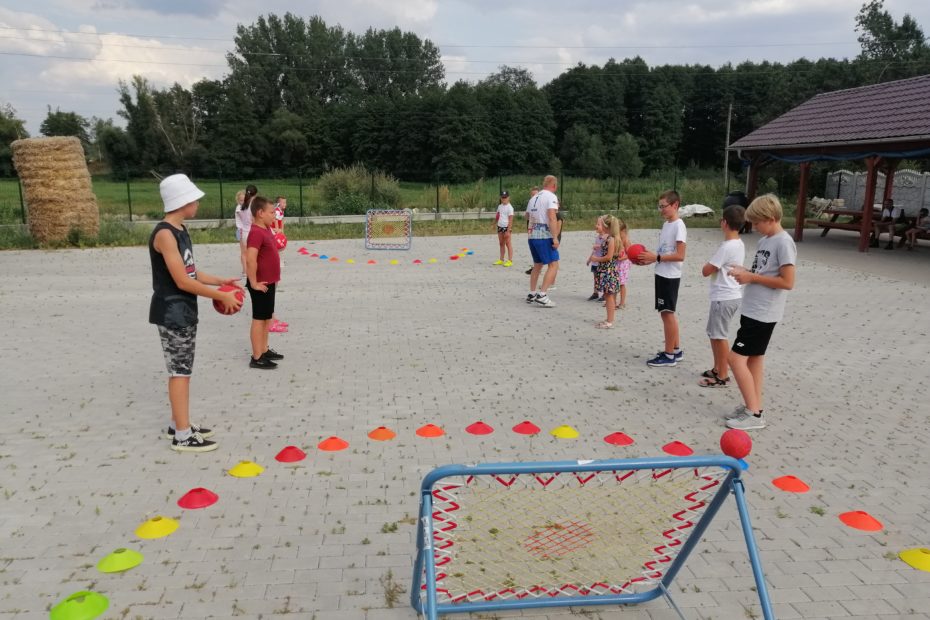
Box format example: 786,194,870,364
626,243,646,262
212,285,244,315
720,429,752,459
274,232,287,250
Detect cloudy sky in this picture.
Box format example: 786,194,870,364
2,0,929,133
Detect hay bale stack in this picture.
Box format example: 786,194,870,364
11,137,99,243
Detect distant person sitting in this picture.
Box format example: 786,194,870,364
870,198,906,250
904,208,930,250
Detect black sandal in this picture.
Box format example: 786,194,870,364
698,375,730,388
701,369,718,379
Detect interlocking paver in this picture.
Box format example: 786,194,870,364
1,230,928,618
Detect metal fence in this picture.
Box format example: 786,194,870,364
0,169,742,226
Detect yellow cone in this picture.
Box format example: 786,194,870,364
428,258,438,263
228,460,264,478
550,425,579,439
135,516,178,539
900,548,930,572
390,259,399,265
97,548,143,573
346,259,355,264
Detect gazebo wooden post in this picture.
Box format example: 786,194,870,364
882,160,899,203
793,162,811,242
858,156,881,252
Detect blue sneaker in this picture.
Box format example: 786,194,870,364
656,349,683,361
647,352,678,367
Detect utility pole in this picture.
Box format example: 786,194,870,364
723,101,733,189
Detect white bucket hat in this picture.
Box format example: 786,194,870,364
160,174,205,213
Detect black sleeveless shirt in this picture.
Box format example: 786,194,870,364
148,221,199,328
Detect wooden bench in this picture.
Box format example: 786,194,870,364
808,208,878,237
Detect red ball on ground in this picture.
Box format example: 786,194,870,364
212,285,244,315
274,232,287,250
720,429,752,459
626,243,646,262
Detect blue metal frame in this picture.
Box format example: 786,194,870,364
411,456,775,620
365,209,413,250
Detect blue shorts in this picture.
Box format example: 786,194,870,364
528,238,560,265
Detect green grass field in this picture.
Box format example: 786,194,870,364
0,171,781,223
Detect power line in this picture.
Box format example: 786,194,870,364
1,24,927,50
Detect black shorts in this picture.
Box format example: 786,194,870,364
497,226,510,234
247,282,276,320
654,275,680,313
731,315,777,357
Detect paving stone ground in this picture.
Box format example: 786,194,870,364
0,228,928,619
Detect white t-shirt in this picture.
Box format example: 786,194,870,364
707,238,745,302
881,206,903,220
526,189,559,226
496,203,514,227
741,231,797,324
655,218,687,279
235,205,252,236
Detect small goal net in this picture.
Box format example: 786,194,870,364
365,209,412,250
412,456,774,619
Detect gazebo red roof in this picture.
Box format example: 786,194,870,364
730,73,930,152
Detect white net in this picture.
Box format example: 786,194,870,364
425,466,728,605
366,209,412,250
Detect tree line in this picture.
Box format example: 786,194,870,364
2,0,929,182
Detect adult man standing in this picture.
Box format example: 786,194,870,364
526,175,560,308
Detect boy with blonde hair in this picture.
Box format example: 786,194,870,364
725,194,796,430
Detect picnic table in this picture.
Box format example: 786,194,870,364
808,206,881,237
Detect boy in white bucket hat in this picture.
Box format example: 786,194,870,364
149,174,243,452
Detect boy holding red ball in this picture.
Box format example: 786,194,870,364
149,174,243,452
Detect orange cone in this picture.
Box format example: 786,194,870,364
368,426,396,441
416,423,444,438
839,511,883,532
318,436,349,451
512,420,540,435
604,432,634,446
772,475,810,493
368,259,376,264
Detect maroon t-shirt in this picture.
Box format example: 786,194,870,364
246,226,281,284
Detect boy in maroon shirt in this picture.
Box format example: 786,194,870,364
246,196,284,369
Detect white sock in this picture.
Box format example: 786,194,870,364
175,427,192,442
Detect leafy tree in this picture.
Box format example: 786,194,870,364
856,0,930,81
0,103,28,176
432,82,491,183
480,65,536,90
96,124,137,175
609,133,643,179
560,125,608,177
347,27,444,97
40,107,91,149
638,80,683,172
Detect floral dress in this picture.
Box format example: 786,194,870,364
596,237,621,294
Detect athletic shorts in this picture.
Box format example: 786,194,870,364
528,238,559,265
706,299,741,340
247,282,276,321
157,324,197,377
731,315,777,357
497,226,510,234
654,275,680,313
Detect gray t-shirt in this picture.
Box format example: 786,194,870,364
741,231,796,323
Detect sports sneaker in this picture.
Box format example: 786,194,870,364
646,353,677,367
494,259,504,265
526,293,539,304
171,432,218,453
525,268,532,275
262,348,284,361
726,410,766,430
503,260,512,267
587,293,600,301
724,404,748,420
534,294,556,308
657,349,684,361
249,356,278,369
164,423,214,440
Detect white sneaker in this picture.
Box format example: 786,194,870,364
534,294,556,308
726,411,766,430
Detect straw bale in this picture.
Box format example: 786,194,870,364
11,136,99,244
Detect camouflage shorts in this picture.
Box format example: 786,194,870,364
157,324,197,377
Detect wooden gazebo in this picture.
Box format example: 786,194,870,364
728,74,930,251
